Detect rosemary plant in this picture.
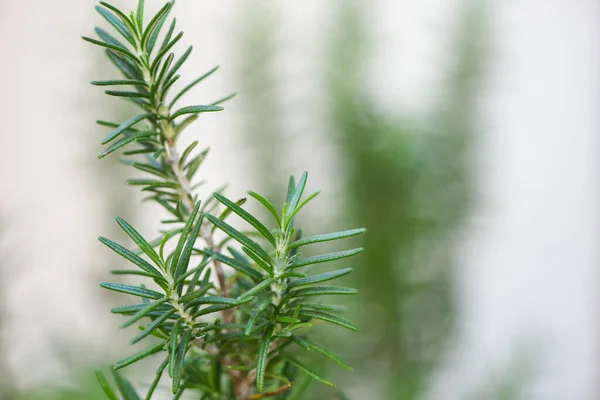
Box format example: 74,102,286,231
83,1,365,399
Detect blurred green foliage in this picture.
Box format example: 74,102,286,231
235,0,487,398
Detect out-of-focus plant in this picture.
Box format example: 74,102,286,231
326,0,486,398
82,1,365,399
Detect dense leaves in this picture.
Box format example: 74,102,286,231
86,1,365,399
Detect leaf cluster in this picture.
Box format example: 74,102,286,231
85,1,365,399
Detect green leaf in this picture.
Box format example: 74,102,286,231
206,214,271,264
184,295,237,307
105,49,143,80
287,191,320,222
82,36,139,66
286,171,308,220
294,303,348,312
287,268,352,288
100,282,163,300
245,298,270,335
95,27,127,49
91,79,147,87
170,201,201,274
95,4,136,46
116,217,164,270
256,324,274,392
98,237,163,279
203,250,263,282
174,213,204,293
130,309,176,344
173,258,210,287
95,370,118,400
146,356,169,400
111,369,141,400
290,286,357,298
247,191,281,225
160,18,177,53
179,141,198,167
169,319,182,377
300,310,360,332
309,342,353,371
237,278,275,303
114,342,166,370
120,297,169,328
241,246,274,276
98,237,163,278
209,92,237,106
172,329,192,393
101,113,153,144
169,65,219,107
291,334,311,351
141,2,172,50
213,193,276,247
288,228,366,249
136,0,145,29
99,132,155,158
132,162,170,179
291,248,363,269
151,31,183,74
286,176,296,205
169,105,223,120
104,90,149,98
281,352,334,387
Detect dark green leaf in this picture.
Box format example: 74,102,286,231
146,356,169,400
209,92,237,106
237,278,275,302
169,65,219,107
300,310,360,332
241,246,274,276
151,31,183,74
287,191,320,222
206,214,270,264
114,342,166,370
309,342,352,371
120,298,169,328
100,282,163,300
288,228,366,249
172,329,192,393
99,236,163,277
95,370,118,400
82,36,139,66
169,105,223,120
256,324,274,392
136,0,145,29
291,248,363,269
286,171,308,221
95,27,127,49
204,250,263,282
130,309,176,344
247,191,281,225
105,90,149,98
116,217,164,268
101,113,153,144
281,352,335,387
170,201,201,276
290,286,357,298
105,50,143,80
92,79,148,87
141,2,172,50
174,214,204,292
287,268,352,288
111,369,141,400
96,4,136,46
213,193,276,247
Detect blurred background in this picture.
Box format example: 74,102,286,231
0,0,599,399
